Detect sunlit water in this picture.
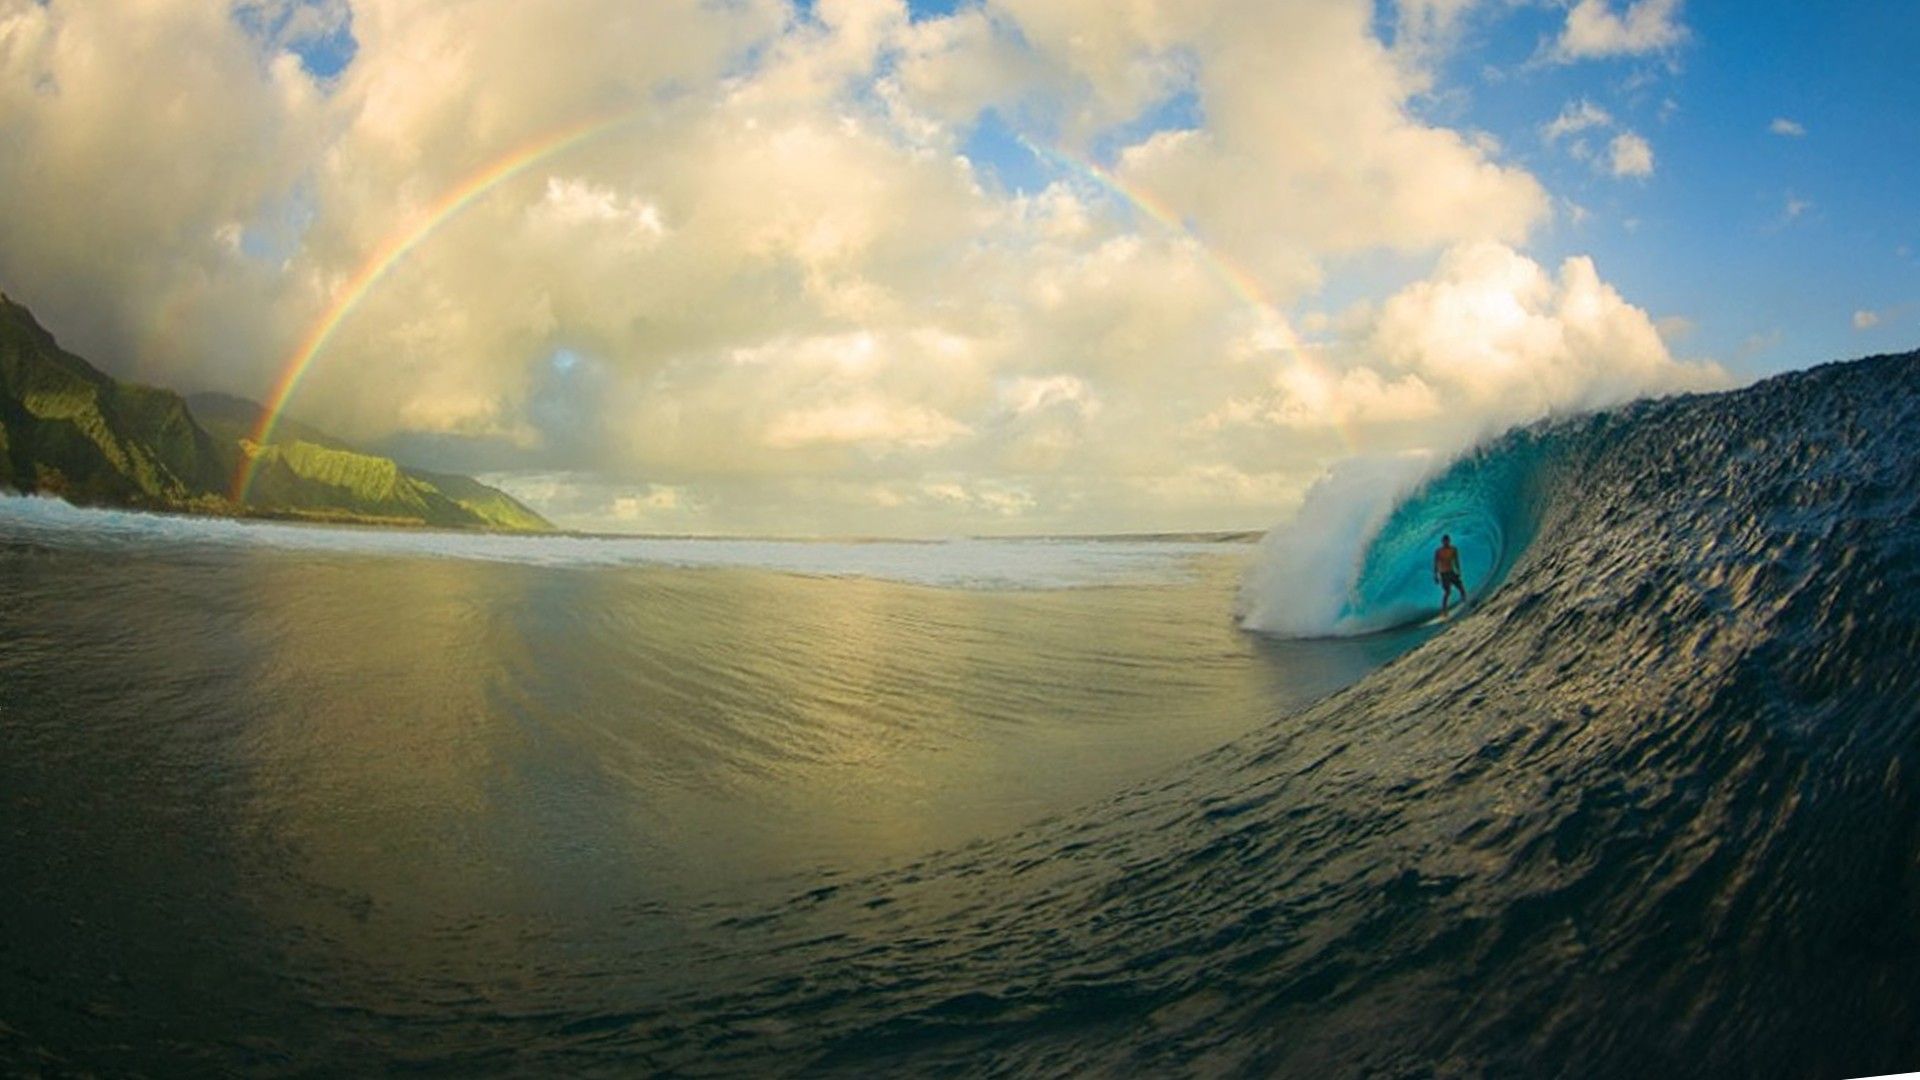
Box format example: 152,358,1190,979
0,503,1420,1072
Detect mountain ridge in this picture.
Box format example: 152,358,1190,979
0,292,552,532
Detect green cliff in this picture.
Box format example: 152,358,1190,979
186,392,554,532
0,294,228,510
0,293,553,532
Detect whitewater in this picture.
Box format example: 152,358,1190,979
1,349,1916,1076
0,494,1238,590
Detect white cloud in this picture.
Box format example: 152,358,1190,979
533,177,665,238
0,1,323,382
1203,242,1724,454
1556,0,1688,61
890,8,1047,127
1363,242,1720,422
1543,102,1652,180
1655,314,1695,343
1608,131,1654,177
611,485,684,518
998,375,1099,417
764,398,971,451
0,0,1725,534
1392,0,1482,56
1853,309,1880,330
1544,100,1614,142
1769,117,1806,137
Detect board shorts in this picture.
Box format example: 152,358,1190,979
1439,571,1463,590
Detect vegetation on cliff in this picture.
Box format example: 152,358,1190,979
0,293,552,532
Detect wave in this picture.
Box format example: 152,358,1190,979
605,349,1920,1076
1239,431,1553,637
0,493,1232,590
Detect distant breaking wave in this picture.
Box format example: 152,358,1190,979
0,495,1232,591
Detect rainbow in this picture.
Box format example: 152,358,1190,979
1016,135,1288,321
1017,136,1359,451
232,109,646,501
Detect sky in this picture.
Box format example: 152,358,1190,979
0,0,1913,536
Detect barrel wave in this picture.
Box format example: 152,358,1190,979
3,351,1918,1077
1361,442,1548,633
1338,436,1545,631
1235,432,1553,638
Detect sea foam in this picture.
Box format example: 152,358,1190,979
0,493,1233,590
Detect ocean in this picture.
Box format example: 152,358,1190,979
2,350,1917,1076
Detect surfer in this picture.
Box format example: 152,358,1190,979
1434,535,1466,615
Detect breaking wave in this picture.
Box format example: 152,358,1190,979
0,493,1229,590
1239,432,1551,638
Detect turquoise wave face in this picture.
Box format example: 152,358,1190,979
1338,434,1550,633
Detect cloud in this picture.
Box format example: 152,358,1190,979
1202,242,1725,454
1555,0,1688,61
890,8,1046,127
1390,0,1483,56
1608,131,1655,177
1360,243,1720,424
0,0,1722,535
1769,117,1806,137
1543,100,1614,142
1852,309,1880,330
1543,101,1652,179
764,398,971,451
1655,314,1695,343
0,0,324,384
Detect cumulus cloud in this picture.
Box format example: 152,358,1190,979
1206,243,1723,455
0,0,1719,534
1769,117,1806,137
0,0,324,383
1543,100,1613,143
1655,314,1695,343
1390,0,1483,56
1607,131,1655,177
1555,0,1688,61
1543,100,1652,179
1364,243,1720,413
